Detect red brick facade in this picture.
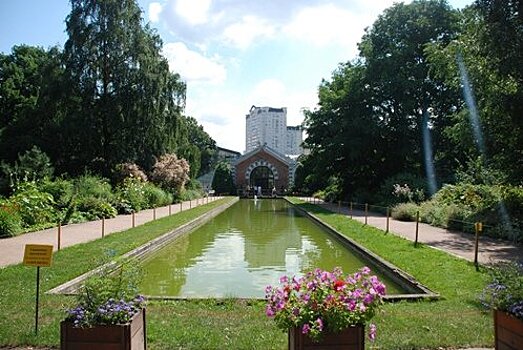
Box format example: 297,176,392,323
235,146,291,192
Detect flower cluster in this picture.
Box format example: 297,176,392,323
265,267,386,342
480,261,523,320
67,295,145,328
65,262,145,328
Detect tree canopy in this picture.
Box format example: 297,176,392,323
300,0,523,202
0,0,216,186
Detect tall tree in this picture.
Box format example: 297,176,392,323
427,1,523,184
303,0,460,200
62,0,186,175
358,0,460,188
0,45,65,166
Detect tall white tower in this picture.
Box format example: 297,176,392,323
245,106,287,154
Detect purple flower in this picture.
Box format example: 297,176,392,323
363,293,374,305
369,323,377,342
302,323,311,334
265,305,275,317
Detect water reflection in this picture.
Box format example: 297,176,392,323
139,199,403,298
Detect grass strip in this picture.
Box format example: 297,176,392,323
286,198,492,349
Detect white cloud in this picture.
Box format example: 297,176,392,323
283,4,365,51
175,0,212,25
148,2,163,23
186,89,247,152
161,42,226,84
249,79,286,106
222,16,276,49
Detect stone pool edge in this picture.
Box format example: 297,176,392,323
286,198,440,301
47,197,240,295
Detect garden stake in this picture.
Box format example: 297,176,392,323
102,217,105,238
169,204,172,215
57,223,61,251
415,211,420,247
35,266,40,335
474,222,482,271
365,203,368,225
338,201,341,214
132,212,135,228
153,207,156,220
386,207,390,233
180,202,183,212
350,202,353,219
189,200,192,209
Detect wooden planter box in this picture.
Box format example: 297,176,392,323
494,310,523,350
61,308,146,350
288,325,364,350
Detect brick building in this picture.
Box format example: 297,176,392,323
234,144,296,195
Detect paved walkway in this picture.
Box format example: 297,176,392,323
0,196,222,267
305,198,523,264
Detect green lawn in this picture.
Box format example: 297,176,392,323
0,197,492,349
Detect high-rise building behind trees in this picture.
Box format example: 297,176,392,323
245,105,303,157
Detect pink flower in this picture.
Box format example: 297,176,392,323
315,318,324,331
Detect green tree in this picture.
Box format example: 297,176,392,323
303,1,460,200
211,161,235,195
179,117,217,177
358,0,460,190
0,45,65,167
62,0,187,175
427,2,523,184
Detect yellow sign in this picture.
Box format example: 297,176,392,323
23,244,53,267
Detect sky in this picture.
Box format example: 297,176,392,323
0,0,473,153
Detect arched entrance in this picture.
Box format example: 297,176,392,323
249,166,274,191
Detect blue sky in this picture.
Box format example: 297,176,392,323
0,0,473,152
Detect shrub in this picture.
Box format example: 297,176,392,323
8,180,57,228
114,163,148,183
0,146,54,186
41,178,75,208
391,202,419,221
150,154,190,195
74,174,114,203
76,197,117,220
423,183,523,241
419,200,468,228
73,175,116,220
115,177,146,213
142,183,172,208
0,207,22,238
377,172,427,206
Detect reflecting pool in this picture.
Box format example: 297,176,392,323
139,199,404,298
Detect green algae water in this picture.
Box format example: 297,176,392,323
139,199,404,298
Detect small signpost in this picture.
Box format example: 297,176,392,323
23,244,53,335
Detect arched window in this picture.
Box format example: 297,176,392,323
249,166,274,190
